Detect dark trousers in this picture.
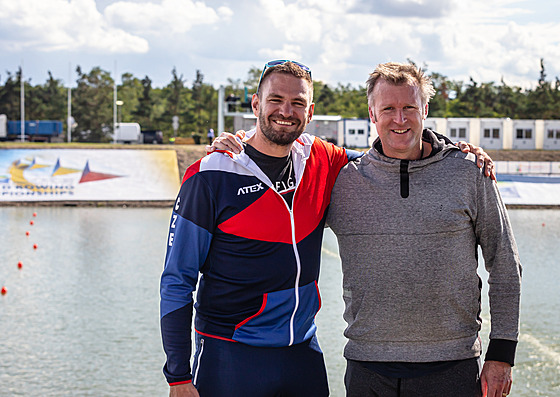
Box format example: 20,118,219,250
192,333,329,397
345,358,482,397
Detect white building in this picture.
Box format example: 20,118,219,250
543,120,560,150
479,118,506,150
511,119,538,150
446,118,472,143
232,112,560,151
339,118,370,148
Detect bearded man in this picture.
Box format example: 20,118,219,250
160,60,361,397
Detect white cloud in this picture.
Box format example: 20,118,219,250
258,44,303,61
422,1,560,87
104,0,231,35
451,0,531,22
0,0,559,90
217,6,234,20
288,0,560,88
258,0,323,43
297,0,354,12
0,0,149,53
347,0,454,18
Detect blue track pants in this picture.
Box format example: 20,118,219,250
192,333,329,396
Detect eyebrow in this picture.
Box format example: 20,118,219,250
266,92,308,102
379,101,418,108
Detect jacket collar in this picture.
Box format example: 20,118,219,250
229,128,312,186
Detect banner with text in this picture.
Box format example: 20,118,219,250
0,149,180,201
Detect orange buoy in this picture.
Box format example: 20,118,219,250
1,286,7,295
542,223,546,227
26,231,30,236
30,220,34,226
18,261,23,269
33,243,38,250
33,212,37,217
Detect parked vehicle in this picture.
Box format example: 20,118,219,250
0,114,62,142
112,122,141,144
141,129,163,144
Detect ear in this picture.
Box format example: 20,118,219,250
369,106,377,124
307,103,315,123
423,103,429,120
251,93,259,117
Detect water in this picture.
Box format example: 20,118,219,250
0,207,558,396
0,207,168,396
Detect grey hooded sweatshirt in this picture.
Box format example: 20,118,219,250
327,129,522,365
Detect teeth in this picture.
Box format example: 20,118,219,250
393,129,408,134
275,120,293,126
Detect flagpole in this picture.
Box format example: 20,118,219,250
67,62,72,143
20,60,24,142
113,60,117,143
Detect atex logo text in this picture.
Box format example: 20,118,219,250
237,183,265,195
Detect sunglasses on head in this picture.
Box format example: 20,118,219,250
256,60,312,94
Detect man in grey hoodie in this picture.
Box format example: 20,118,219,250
327,62,521,397
207,62,503,397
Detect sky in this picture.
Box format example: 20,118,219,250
0,0,559,91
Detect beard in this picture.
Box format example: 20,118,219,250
258,108,307,146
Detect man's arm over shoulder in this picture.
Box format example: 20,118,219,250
345,148,364,162
160,164,216,386
431,129,495,179
311,135,363,167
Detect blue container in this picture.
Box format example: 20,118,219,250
7,120,62,137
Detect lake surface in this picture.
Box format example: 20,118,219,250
0,207,558,396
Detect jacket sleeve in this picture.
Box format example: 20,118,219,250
160,166,215,384
474,169,522,366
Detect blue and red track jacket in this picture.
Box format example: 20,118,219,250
160,133,357,385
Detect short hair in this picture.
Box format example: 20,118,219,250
366,62,435,107
258,62,314,99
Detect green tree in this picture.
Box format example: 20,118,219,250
525,58,560,119
4,61,560,144
27,71,66,121
0,68,24,120
191,69,218,138
159,67,189,139
133,76,155,129
314,82,335,114
244,66,262,94
428,72,450,117
117,72,142,124
495,78,525,118
191,69,204,136
73,66,114,142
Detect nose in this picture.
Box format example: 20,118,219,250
394,109,406,124
278,102,293,117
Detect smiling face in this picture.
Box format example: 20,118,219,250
252,72,314,149
369,79,428,160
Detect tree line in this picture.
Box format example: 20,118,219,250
0,59,558,142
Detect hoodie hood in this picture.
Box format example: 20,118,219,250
364,128,463,198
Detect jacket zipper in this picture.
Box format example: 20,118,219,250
270,158,304,346
268,184,301,346
288,206,301,346
232,148,307,346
